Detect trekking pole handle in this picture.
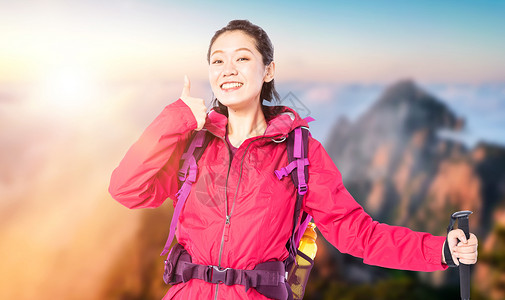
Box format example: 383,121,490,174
452,210,472,300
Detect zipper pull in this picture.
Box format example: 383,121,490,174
224,215,231,242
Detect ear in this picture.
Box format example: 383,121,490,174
264,61,275,83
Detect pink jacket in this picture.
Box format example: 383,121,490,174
109,99,448,300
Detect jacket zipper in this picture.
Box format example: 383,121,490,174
212,134,231,300
209,132,284,300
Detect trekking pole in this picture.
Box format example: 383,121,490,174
449,211,473,300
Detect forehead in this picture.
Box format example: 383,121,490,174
210,30,258,55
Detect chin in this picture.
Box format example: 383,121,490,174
217,99,240,109
216,95,241,105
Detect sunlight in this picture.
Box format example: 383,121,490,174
39,64,101,114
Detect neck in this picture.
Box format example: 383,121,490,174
226,101,267,147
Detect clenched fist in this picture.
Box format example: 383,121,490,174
180,75,207,131
443,229,478,265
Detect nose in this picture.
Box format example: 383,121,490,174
222,60,237,76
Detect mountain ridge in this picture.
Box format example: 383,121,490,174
322,79,505,297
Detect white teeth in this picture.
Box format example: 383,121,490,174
221,82,243,89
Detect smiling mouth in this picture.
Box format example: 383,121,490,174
221,82,244,91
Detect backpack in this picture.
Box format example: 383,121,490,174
161,117,315,300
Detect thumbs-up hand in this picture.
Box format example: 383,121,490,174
180,75,207,131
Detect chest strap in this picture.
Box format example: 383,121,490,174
164,243,289,300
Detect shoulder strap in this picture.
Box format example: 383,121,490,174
274,125,312,269
288,127,311,261
160,129,212,256
177,130,213,188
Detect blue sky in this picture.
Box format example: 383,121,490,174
1,0,504,83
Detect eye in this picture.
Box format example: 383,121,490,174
212,59,223,64
238,57,249,62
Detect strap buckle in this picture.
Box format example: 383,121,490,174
208,265,231,285
177,170,187,181
298,183,307,195
274,168,289,180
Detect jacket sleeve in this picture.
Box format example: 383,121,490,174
108,98,197,209
302,137,448,272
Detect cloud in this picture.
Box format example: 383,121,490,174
303,86,336,103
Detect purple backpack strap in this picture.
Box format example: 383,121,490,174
168,257,288,299
160,130,209,256
274,122,313,272
303,116,315,123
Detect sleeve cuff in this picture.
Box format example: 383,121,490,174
425,235,449,270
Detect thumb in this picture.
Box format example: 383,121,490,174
446,229,458,251
456,228,468,244
181,75,191,98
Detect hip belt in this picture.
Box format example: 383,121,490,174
164,243,289,300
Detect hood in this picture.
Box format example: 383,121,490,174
203,105,310,139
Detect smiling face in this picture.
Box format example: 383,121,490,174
208,30,274,112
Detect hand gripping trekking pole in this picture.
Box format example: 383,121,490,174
447,210,473,300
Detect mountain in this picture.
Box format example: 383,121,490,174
321,79,505,299
327,80,463,222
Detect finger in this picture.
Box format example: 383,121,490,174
468,233,478,244
454,228,468,244
457,251,478,259
457,241,478,248
461,240,478,247
459,258,477,265
448,229,462,248
455,245,478,254
457,253,478,263
448,244,460,266
181,75,191,98
457,240,478,247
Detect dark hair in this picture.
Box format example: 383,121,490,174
207,19,282,120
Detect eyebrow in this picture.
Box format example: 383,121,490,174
210,47,254,57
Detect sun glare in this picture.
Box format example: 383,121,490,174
38,65,101,115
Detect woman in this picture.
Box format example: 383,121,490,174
109,20,478,300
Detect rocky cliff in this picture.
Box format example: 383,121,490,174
322,80,505,298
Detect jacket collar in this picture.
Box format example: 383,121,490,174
203,105,309,139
